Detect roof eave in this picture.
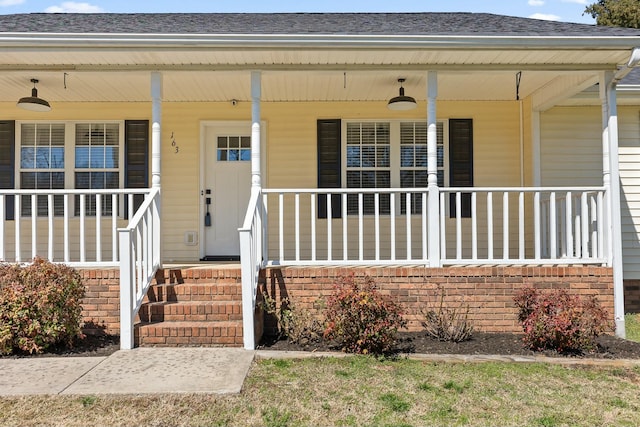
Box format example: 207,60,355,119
0,33,640,50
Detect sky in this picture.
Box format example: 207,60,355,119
0,0,597,24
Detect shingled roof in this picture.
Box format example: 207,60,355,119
0,12,639,36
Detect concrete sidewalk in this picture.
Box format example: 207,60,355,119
0,347,255,396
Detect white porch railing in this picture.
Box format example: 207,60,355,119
261,188,433,265
0,188,152,266
441,187,606,264
118,187,161,350
238,187,265,350
258,186,607,266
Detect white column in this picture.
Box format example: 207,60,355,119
151,72,162,189
251,71,262,188
601,71,625,338
427,71,441,267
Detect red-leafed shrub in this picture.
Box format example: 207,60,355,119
513,287,613,353
0,258,85,355
324,275,406,355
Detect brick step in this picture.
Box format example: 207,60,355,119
139,300,243,323
154,268,242,285
146,282,242,303
135,321,244,347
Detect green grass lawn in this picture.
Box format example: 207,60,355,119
2,356,640,427
626,313,640,343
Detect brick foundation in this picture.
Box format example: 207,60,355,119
260,266,614,335
79,268,120,335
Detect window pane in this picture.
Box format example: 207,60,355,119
229,136,240,148
105,146,118,168
229,149,239,161
91,171,105,189
437,146,444,168
361,146,375,167
400,170,414,187
415,170,428,187
20,147,35,169
241,136,251,148
90,146,105,168
36,172,51,189
217,149,227,161
346,171,360,188
377,146,390,167
105,172,119,188
217,137,227,148
21,124,35,144
346,146,360,167
51,147,65,169
401,146,414,168
240,149,251,161
75,147,89,168
416,146,427,168
75,172,90,189
51,124,65,146
361,171,376,188
21,172,36,189
52,172,64,189
346,123,360,144
105,124,119,145
376,123,390,144
36,126,50,146
76,124,90,145
35,147,50,168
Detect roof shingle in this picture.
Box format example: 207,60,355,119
0,12,639,36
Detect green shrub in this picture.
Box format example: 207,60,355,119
0,257,85,355
420,285,474,342
513,287,613,353
323,275,406,355
262,295,323,345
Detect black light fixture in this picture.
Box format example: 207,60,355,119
17,79,51,112
387,78,417,111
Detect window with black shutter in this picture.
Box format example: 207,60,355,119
124,120,149,218
449,119,474,218
0,121,15,220
317,119,341,218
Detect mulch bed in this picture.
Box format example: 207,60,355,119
0,334,120,359
259,331,640,360
4,331,640,360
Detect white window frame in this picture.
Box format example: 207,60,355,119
15,120,125,217
342,119,449,215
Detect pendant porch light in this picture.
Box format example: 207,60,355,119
387,78,417,111
17,79,51,112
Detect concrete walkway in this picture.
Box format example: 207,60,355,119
2,348,640,396
0,347,255,396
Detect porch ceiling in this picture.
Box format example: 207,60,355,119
0,47,629,103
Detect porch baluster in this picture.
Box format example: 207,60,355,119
374,193,380,261
597,191,604,259
278,193,284,262
503,192,509,260
549,192,557,259
0,195,4,261
439,192,446,261
63,194,70,263
294,193,300,262
80,194,86,263
519,192,525,260
471,191,478,261
358,193,363,261
566,192,573,258
327,192,332,261
14,195,21,262
534,192,541,260
31,194,37,260
581,193,589,260
48,194,54,261
487,192,493,260
342,193,348,261
112,194,118,262
310,193,316,262
390,192,396,261
421,192,427,262
96,194,102,263
406,192,412,261
456,192,462,260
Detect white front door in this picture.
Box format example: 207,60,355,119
203,124,251,258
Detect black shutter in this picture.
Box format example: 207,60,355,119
317,119,342,218
124,120,149,218
0,121,15,220
449,119,473,218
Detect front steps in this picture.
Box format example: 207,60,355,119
134,267,244,347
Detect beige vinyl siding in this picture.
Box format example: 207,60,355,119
540,106,603,187
541,105,640,279
618,107,640,279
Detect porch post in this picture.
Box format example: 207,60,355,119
427,71,441,267
151,72,162,189
600,71,625,338
251,71,262,188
